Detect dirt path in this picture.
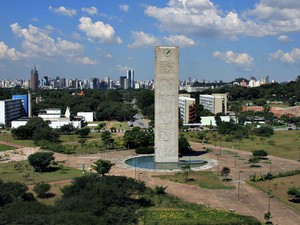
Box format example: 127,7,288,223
0,141,27,149
1,141,300,224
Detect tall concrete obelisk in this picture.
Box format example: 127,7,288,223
154,46,179,163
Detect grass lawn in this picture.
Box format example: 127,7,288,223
157,171,235,189
249,174,300,212
0,132,35,147
0,160,82,185
0,144,15,152
141,190,260,225
195,130,300,161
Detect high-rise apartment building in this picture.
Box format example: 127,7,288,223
0,99,25,126
30,66,39,91
127,69,134,89
120,76,128,89
199,93,228,115
179,96,196,124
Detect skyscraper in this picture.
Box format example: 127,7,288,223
120,76,128,89
127,69,134,89
30,66,39,91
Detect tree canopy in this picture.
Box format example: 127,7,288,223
28,152,55,172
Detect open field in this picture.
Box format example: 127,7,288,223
157,171,235,190
186,130,300,161
0,160,82,185
0,143,15,152
249,174,300,212
0,131,34,147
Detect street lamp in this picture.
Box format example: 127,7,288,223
238,171,243,201
216,153,220,176
267,160,273,219
219,138,222,155
234,152,237,168
134,156,137,179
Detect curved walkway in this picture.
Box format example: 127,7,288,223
1,141,300,224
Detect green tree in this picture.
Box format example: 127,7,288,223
28,152,55,172
181,164,191,181
214,113,223,127
92,159,114,176
11,126,32,140
59,124,75,135
32,126,59,145
0,180,34,207
101,131,114,150
76,127,90,138
123,127,153,148
254,126,274,137
197,131,207,143
179,135,191,154
78,138,86,148
248,156,260,167
287,186,300,201
106,89,123,102
33,182,51,198
220,167,231,181
264,211,272,224
252,149,268,159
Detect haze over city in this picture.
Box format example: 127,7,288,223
0,0,300,82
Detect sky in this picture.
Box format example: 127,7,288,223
0,0,299,82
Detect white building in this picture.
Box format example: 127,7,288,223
179,96,196,124
77,112,94,122
11,107,83,129
200,116,237,126
199,93,228,115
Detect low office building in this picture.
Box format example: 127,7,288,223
199,93,228,115
11,107,83,129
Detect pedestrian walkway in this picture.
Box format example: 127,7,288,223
1,141,300,224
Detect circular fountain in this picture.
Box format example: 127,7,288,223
124,154,216,172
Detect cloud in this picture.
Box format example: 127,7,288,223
10,23,84,59
78,17,122,44
81,7,98,15
119,4,129,13
74,56,97,65
49,6,77,17
269,48,300,64
0,42,24,60
163,35,196,47
116,64,132,72
278,35,292,43
97,48,113,58
213,50,253,69
128,31,160,48
145,0,300,39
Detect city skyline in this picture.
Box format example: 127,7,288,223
0,0,299,82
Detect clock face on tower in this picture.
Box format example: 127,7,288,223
163,48,172,57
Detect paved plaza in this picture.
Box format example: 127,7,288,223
1,141,300,224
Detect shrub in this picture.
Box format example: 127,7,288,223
33,182,51,198
224,136,233,142
135,146,154,154
252,149,268,159
92,159,114,176
154,185,167,194
250,169,300,182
